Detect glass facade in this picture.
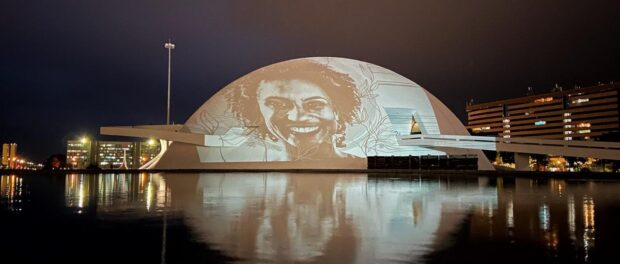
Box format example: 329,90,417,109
97,141,135,169
138,141,161,166
66,139,161,169
66,140,92,169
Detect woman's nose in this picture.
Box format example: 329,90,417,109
286,105,310,121
286,106,299,121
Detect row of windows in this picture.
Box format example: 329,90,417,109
469,94,615,118
564,130,591,134
474,121,593,131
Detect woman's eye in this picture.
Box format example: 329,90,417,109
265,99,290,110
306,101,326,111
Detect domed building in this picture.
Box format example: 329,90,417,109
102,57,493,170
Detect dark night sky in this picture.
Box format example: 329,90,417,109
1,0,619,161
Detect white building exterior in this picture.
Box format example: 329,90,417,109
102,57,494,170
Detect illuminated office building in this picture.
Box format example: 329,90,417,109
137,140,161,167
467,83,619,141
1,143,18,169
67,139,161,169
97,141,136,169
67,139,95,169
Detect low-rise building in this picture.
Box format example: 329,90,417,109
66,139,161,169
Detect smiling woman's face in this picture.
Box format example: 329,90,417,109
257,79,337,147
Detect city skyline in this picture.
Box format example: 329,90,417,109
2,1,620,161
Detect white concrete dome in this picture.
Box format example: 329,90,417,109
153,57,492,169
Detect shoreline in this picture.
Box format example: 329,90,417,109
1,168,619,179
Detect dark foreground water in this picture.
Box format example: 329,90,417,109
0,173,618,263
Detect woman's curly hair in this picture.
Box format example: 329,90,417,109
226,59,361,140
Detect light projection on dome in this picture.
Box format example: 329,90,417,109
101,57,492,169
183,57,456,167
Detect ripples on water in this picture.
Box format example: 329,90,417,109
0,173,617,263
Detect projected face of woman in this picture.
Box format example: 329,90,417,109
257,79,337,149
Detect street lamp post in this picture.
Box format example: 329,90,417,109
164,40,175,125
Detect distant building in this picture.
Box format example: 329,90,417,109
467,83,619,141
97,141,135,169
1,143,18,169
137,140,161,167
66,139,161,169
67,139,96,169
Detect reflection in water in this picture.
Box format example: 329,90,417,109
539,204,550,231
1,173,618,263
64,173,170,214
0,175,23,211
164,174,497,263
569,195,576,242
583,195,595,262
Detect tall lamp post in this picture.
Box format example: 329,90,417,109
164,40,175,125
160,42,174,254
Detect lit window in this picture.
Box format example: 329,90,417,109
564,125,573,129
564,131,573,134
578,130,591,134
534,121,546,126
564,137,572,141
577,123,591,128
503,135,511,138
473,126,491,131
571,98,589,104
504,130,511,133
564,112,571,117
503,119,510,123
534,97,554,103
563,119,572,123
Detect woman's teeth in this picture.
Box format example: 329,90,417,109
290,126,319,133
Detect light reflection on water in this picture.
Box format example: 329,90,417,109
0,175,22,211
171,174,495,263
0,173,618,263
63,173,171,214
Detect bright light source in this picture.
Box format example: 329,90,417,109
80,137,89,144
147,139,156,146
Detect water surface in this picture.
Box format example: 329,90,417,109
0,173,617,263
